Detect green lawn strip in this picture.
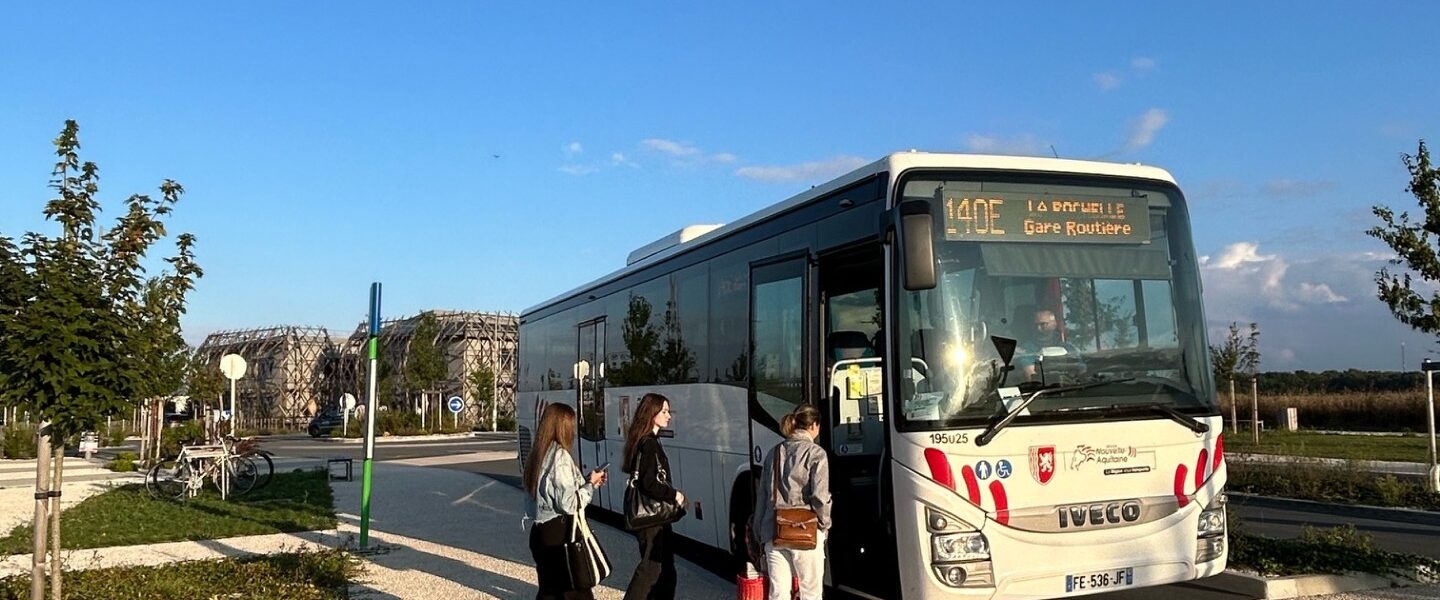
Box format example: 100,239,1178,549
1228,521,1439,578
1227,462,1440,510
0,470,336,555
0,548,356,600
1226,430,1430,463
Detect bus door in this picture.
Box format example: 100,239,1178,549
576,318,610,509
817,246,899,599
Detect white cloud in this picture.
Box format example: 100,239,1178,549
1131,57,1157,71
1198,242,1438,370
735,156,869,183
1123,108,1169,152
1262,179,1336,198
564,141,583,156
559,164,599,176
1094,72,1122,91
965,133,1048,156
1296,282,1348,304
1202,241,1360,316
638,138,737,165
640,138,700,156
611,152,629,165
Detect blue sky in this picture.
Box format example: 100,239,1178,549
2,3,1437,371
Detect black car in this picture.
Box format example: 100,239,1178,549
307,410,346,438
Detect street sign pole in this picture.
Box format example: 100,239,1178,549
1423,359,1440,492
219,354,247,438
360,283,382,548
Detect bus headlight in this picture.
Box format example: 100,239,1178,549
1197,508,1225,537
932,532,990,562
1197,493,1226,538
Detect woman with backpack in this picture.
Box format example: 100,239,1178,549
752,404,831,600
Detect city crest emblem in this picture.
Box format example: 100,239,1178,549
1030,445,1056,485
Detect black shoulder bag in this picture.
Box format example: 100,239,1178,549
623,440,686,530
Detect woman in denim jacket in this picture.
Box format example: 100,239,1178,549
523,403,607,600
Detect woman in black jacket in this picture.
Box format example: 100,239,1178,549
622,393,685,600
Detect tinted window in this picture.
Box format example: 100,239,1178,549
752,259,806,426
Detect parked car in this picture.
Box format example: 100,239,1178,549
307,410,345,438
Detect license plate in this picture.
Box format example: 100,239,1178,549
1065,567,1134,593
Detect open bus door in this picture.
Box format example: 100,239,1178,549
817,246,900,599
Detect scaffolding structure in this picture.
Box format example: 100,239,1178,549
343,310,518,427
195,326,344,428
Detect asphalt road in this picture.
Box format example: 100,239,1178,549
261,433,1436,600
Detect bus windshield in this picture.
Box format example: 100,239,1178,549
894,176,1217,431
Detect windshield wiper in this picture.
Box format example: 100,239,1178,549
1144,403,1209,434
974,378,1134,446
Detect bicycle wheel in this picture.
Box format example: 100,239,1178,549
250,451,275,490
223,456,261,497
147,460,192,501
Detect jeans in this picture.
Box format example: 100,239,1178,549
765,530,826,600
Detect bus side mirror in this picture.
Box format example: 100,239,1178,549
899,199,937,291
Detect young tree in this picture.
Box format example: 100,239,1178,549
1368,140,1440,335
0,121,202,599
405,312,448,428
468,363,495,431
1210,322,1261,439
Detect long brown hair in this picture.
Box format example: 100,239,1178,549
523,403,577,497
622,393,669,474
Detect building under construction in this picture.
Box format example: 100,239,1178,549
195,310,518,429
342,310,518,426
194,326,344,427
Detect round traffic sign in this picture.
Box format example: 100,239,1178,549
341,393,357,411
447,396,464,414
219,354,247,380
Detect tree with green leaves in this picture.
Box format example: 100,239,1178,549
185,352,224,438
468,363,495,431
0,121,202,599
405,312,448,429
1368,140,1440,335
1210,322,1261,437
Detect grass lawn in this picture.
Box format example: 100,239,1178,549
1225,430,1431,463
0,469,335,555
0,549,355,600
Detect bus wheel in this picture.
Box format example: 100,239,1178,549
729,475,755,573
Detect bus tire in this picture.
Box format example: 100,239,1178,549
729,472,757,573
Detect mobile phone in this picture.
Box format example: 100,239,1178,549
593,462,611,473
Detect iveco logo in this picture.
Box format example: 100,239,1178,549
1057,500,1142,528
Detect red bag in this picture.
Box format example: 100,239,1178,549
736,572,765,600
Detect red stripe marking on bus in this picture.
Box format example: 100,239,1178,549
1196,448,1209,490
961,465,981,505
1213,435,1224,472
1173,464,1189,508
924,448,956,491
989,480,1009,525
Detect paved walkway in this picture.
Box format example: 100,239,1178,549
335,461,733,599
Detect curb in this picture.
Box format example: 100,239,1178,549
1229,452,1428,476
1206,569,1414,599
1229,492,1440,526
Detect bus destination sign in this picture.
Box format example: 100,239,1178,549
943,194,1150,243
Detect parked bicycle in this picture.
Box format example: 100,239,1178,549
145,436,261,500
231,435,275,490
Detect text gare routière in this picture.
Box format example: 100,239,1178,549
943,195,1149,243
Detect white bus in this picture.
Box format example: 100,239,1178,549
518,152,1226,599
